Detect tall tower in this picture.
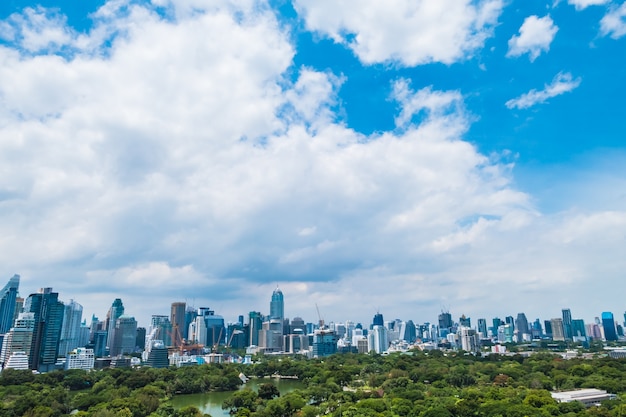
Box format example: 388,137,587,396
0,274,20,334
562,308,573,341
171,302,186,347
270,288,284,321
602,312,618,341
110,315,137,356
24,288,65,372
59,300,83,355
106,299,124,349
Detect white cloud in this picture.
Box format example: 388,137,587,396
568,0,610,10
505,72,581,109
293,0,503,66
601,3,626,39
507,15,558,61
1,0,625,326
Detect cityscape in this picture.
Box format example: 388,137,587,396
2,273,625,373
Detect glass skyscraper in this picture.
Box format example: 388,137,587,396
602,312,618,341
0,274,20,334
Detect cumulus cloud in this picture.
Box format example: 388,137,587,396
1,0,624,325
293,0,503,66
600,3,626,39
507,15,558,61
505,72,581,109
568,0,610,10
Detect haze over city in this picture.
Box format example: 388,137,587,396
1,0,625,327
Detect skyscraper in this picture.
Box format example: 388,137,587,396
602,312,618,341
0,274,20,334
0,312,34,366
270,288,284,321
170,302,186,347
477,319,488,337
562,308,573,341
58,300,83,356
372,312,384,327
515,313,530,342
110,315,138,356
24,288,65,372
106,299,124,349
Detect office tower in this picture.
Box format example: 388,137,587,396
477,319,488,337
93,331,107,357
586,323,602,340
149,315,172,347
248,311,263,346
65,348,95,370
515,313,530,342
505,316,515,332
145,340,168,368
372,312,384,327
24,288,65,372
460,327,479,352
0,274,20,334
438,311,452,330
58,300,83,355
532,319,543,339
312,328,338,357
184,306,196,340
0,312,35,366
602,312,618,341
551,318,565,341
562,309,573,341
106,299,124,349
136,327,146,351
368,325,388,353
544,320,553,338
170,302,186,347
270,287,284,321
459,315,471,328
400,320,417,343
572,319,587,341
191,308,225,348
491,317,502,337
110,315,138,356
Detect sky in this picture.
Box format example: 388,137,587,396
0,0,625,329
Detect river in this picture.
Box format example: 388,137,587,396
170,378,305,416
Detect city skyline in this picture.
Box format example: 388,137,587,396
5,275,626,332
0,1,625,327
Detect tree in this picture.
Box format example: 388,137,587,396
258,383,280,400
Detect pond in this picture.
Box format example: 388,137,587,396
170,377,305,416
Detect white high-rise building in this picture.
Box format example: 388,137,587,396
3,351,29,370
368,325,388,354
66,348,94,370
59,300,83,356
0,312,35,366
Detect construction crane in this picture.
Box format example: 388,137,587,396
315,303,325,329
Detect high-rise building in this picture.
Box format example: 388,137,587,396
0,312,35,366
312,328,338,357
106,299,124,349
0,274,20,334
148,315,172,347
400,320,417,343
572,319,587,341
459,327,479,352
551,318,565,341
372,313,384,327
58,300,83,356
368,325,388,353
477,318,488,337
562,309,573,341
459,315,471,328
248,311,263,346
544,320,553,338
110,315,137,356
515,313,530,342
270,288,284,321
170,302,186,347
24,288,65,372
602,312,618,341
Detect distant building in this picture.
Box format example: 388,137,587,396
145,341,169,368
0,312,34,367
24,288,65,372
368,325,388,353
477,319,488,338
602,312,618,341
3,351,29,370
312,329,338,357
0,275,20,334
562,309,573,341
551,318,565,341
110,315,137,356
171,302,186,347
66,348,94,370
106,299,124,351
551,389,616,407
459,327,479,352
58,300,83,356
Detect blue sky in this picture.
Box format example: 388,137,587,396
0,0,625,328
